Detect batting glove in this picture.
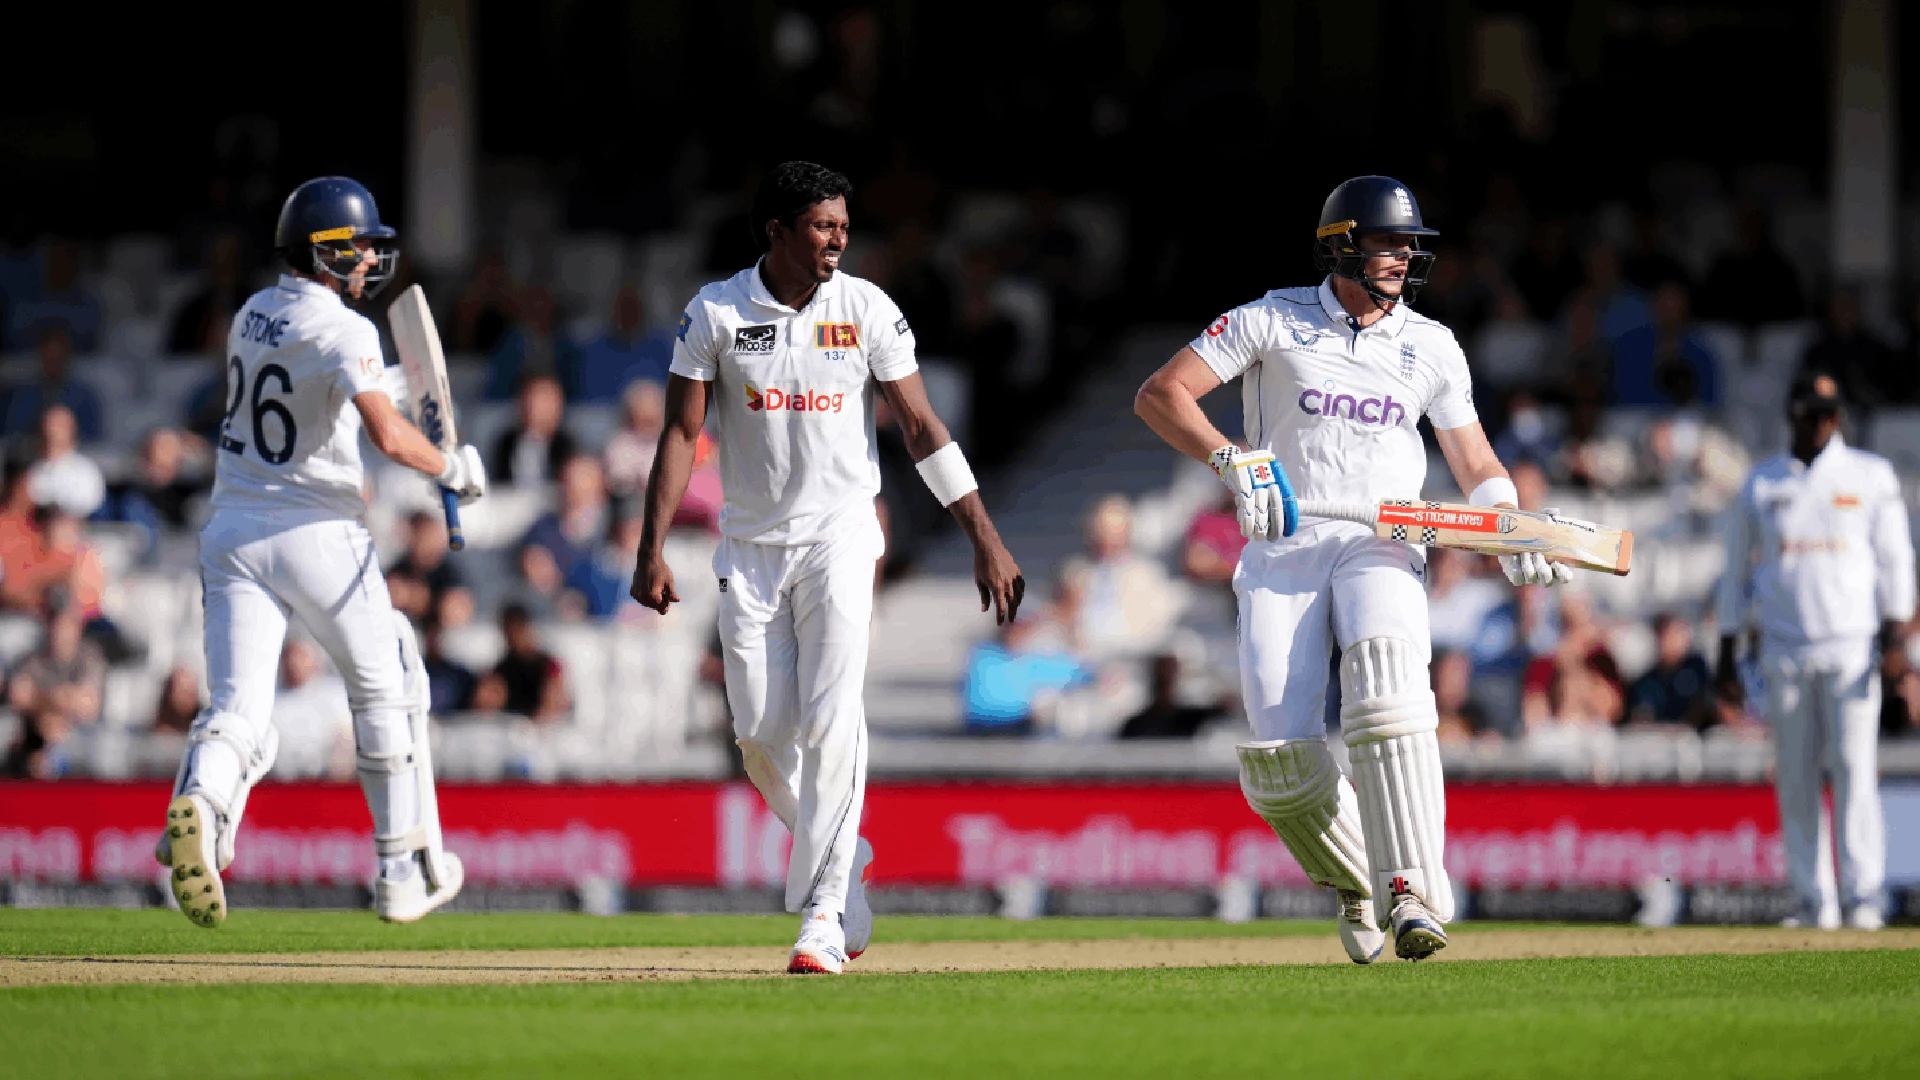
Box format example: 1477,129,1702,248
1210,445,1295,541
436,444,489,504
1497,507,1574,587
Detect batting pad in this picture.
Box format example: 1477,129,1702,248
1235,738,1370,896
1339,636,1454,923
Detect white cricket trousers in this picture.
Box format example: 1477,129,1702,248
1235,524,1431,741
201,511,413,720
715,515,882,915
1763,648,1884,916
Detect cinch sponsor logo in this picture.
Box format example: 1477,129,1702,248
744,382,845,414
1297,385,1408,427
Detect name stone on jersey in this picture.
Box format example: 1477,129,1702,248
734,325,777,354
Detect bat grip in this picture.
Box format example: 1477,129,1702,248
440,487,465,551
1293,500,1381,526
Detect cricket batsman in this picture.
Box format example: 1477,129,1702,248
157,177,488,928
633,161,1024,974
1715,370,1913,931
1135,176,1568,962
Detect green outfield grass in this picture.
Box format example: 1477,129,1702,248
2,950,1914,1079
0,908,1347,956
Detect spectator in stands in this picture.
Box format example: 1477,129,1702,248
1118,654,1223,739
1638,415,1749,514
1468,289,1550,406
508,542,588,622
1557,394,1636,491
521,453,609,582
1427,545,1528,733
961,609,1089,736
1581,246,1651,347
1520,590,1623,728
485,286,580,400
1625,613,1713,728
2,507,106,626
1411,241,1495,341
1511,216,1584,322
950,249,1023,469
1059,495,1175,659
4,597,104,777
3,327,103,443
575,285,672,402
471,603,570,723
452,248,516,355
603,379,665,499
1181,491,1244,586
421,612,476,715
1492,391,1560,469
569,507,644,620
489,374,577,486
0,462,38,586
27,405,105,517
1802,288,1910,409
5,239,100,352
1619,205,1690,294
1612,281,1717,407
94,427,204,560
166,230,247,355
1432,649,1487,743
873,221,954,352
1545,295,1616,400
151,665,201,733
385,511,470,625
1695,202,1805,326
269,639,355,779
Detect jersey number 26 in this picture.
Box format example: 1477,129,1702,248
219,356,298,465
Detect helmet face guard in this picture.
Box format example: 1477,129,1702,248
306,225,399,299
1313,221,1436,307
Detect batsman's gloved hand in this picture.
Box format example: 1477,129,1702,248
1210,445,1295,541
436,444,489,504
1498,508,1572,587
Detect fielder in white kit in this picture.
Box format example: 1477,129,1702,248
632,162,1023,974
1137,176,1570,962
1715,369,1913,932
156,177,489,928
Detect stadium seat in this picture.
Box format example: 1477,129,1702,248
538,622,609,729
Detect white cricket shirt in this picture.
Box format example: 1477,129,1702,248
1189,278,1477,508
207,275,392,523
671,263,918,545
1716,435,1916,661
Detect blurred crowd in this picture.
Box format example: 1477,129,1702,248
6,143,1920,780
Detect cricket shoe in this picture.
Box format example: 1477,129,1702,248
1337,889,1386,964
1781,903,1841,931
787,910,849,975
376,852,466,923
1389,889,1447,961
165,795,226,929
1846,904,1885,932
844,837,875,960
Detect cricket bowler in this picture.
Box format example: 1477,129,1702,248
1135,175,1568,962
632,161,1024,974
156,176,489,928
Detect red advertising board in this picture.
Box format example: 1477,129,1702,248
0,780,1787,889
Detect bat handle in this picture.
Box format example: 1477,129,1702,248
440,487,465,551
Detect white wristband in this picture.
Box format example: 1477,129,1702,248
1468,476,1519,508
915,441,978,507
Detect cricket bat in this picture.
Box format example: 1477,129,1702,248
1297,499,1633,576
386,285,466,551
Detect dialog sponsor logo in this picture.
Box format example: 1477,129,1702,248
744,382,846,414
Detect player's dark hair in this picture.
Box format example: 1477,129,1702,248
750,161,852,253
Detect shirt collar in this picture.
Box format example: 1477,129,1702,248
277,273,339,303
746,259,837,312
1789,433,1847,473
1317,275,1409,338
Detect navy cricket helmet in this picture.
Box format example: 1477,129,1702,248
1312,175,1438,306
273,176,400,298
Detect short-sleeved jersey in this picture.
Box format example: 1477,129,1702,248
1189,278,1477,506
1715,436,1916,657
207,275,391,522
671,264,917,545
